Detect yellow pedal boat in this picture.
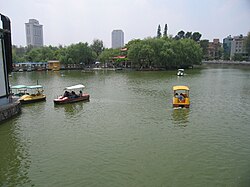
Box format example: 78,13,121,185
173,85,190,108
19,85,46,104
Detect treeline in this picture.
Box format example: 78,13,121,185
12,39,105,66
12,31,203,69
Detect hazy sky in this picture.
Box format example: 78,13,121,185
1,0,250,48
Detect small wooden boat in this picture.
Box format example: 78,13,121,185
19,85,46,104
172,85,190,108
54,84,90,104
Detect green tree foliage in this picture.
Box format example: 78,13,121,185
157,24,162,38
176,30,185,40
26,46,55,62
98,48,120,63
244,32,250,57
175,31,202,42
90,39,105,58
185,32,192,39
127,37,202,69
63,42,96,65
233,53,244,61
199,40,209,59
191,32,202,42
12,42,96,66
163,24,168,37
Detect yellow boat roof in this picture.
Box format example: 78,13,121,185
173,86,189,91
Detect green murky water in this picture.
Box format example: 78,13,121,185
1,66,250,186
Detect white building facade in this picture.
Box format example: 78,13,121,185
25,19,44,47
112,30,124,49
230,35,248,60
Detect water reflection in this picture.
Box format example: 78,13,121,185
54,101,87,117
171,108,190,126
0,121,32,186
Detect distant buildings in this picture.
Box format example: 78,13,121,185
203,34,248,61
229,35,248,60
207,39,221,60
25,19,44,47
111,30,124,49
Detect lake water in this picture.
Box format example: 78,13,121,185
1,66,250,186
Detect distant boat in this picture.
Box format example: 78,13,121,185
177,69,184,76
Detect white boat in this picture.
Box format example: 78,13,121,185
177,69,184,76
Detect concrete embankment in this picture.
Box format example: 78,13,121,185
0,99,21,123
203,60,250,65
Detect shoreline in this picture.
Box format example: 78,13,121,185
202,60,250,65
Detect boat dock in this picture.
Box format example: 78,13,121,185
0,98,21,122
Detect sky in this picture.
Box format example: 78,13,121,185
1,0,250,48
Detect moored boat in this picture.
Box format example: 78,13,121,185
172,85,190,108
11,85,28,97
19,85,46,104
54,84,90,104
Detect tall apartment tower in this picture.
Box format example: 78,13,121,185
112,30,124,49
25,19,43,47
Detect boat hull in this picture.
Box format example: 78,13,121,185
173,104,190,108
19,95,46,104
54,94,90,104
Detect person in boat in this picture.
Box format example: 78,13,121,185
175,93,179,98
63,91,70,97
71,91,79,98
79,90,83,97
178,93,184,102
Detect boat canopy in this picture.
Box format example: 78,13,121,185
11,85,27,89
65,84,85,90
178,69,184,71
27,85,43,89
173,86,189,91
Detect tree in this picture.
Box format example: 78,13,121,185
191,32,202,42
163,24,168,37
90,39,104,58
157,24,162,38
98,48,120,64
138,44,154,68
244,32,250,58
175,30,185,40
199,40,209,59
127,37,202,69
65,42,95,65
185,32,192,39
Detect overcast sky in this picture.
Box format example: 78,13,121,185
1,0,250,48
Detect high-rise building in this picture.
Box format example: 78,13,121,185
112,30,124,49
25,19,43,47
